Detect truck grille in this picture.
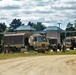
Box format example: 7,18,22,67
42,44,45,47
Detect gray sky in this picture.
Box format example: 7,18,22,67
0,0,76,29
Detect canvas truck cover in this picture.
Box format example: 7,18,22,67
4,33,26,47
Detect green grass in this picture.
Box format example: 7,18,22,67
47,50,76,55
0,52,46,60
0,50,76,60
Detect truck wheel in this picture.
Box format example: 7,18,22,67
41,50,45,53
38,50,40,53
37,50,41,53
72,47,74,50
70,47,74,50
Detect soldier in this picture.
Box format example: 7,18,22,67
62,44,66,53
71,39,75,50
4,45,9,53
53,44,57,53
57,44,61,51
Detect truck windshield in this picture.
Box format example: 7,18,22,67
38,36,47,42
64,39,71,42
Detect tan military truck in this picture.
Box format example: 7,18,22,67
4,33,49,53
63,36,76,50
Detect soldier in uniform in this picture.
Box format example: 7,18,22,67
53,44,57,53
62,44,66,53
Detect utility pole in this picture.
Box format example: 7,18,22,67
57,22,62,45
57,23,62,28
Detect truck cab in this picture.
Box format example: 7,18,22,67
29,34,49,52
63,36,76,50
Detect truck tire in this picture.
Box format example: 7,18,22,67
70,47,74,50
42,50,45,53
39,50,45,53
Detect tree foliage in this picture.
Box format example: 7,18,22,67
65,22,76,37
0,22,7,32
0,22,7,44
66,27,76,37
28,21,46,31
28,21,33,27
9,18,22,31
66,22,73,28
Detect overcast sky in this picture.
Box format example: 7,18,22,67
0,0,76,29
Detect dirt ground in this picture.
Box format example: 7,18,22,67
0,55,76,75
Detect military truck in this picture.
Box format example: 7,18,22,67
4,33,49,53
28,34,49,53
63,36,76,50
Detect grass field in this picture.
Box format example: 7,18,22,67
0,50,76,60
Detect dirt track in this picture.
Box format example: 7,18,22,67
0,55,76,75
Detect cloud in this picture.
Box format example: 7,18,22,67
52,4,76,10
13,0,21,1
0,17,8,20
0,0,76,29
22,10,53,14
0,5,20,10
